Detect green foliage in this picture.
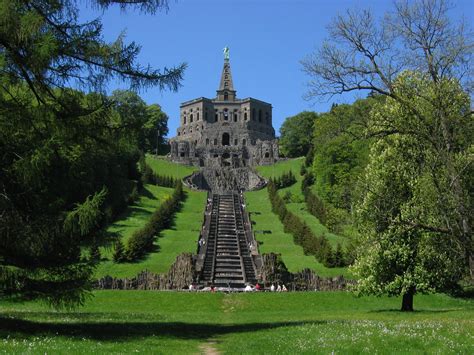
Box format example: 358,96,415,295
267,179,347,268
352,73,473,308
145,104,169,154
279,111,317,157
89,244,101,263
269,170,296,189
139,156,180,188
125,182,185,261
311,97,375,211
64,188,107,237
112,240,126,263
0,0,183,307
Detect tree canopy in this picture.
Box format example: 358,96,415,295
0,0,183,307
279,111,317,158
303,0,473,311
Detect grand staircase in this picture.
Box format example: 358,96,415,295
200,194,257,288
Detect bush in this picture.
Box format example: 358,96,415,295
89,244,101,262
267,177,346,267
125,181,185,261
113,239,126,263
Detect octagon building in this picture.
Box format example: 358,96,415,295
169,54,279,168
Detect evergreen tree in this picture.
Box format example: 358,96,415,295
89,244,101,263
113,240,126,263
0,0,185,308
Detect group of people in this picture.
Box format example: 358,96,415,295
188,282,289,292
270,283,288,292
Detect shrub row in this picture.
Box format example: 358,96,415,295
301,171,348,234
141,162,180,188
268,179,346,268
113,181,185,262
268,170,296,189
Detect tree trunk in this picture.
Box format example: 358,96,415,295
401,291,414,312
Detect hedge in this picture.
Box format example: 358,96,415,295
267,179,346,267
124,181,185,261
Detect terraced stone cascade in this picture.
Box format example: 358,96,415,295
200,194,257,288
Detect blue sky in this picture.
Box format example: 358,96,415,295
79,0,473,137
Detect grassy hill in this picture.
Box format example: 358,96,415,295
145,154,198,179
95,156,205,278
245,158,351,277
1,291,472,353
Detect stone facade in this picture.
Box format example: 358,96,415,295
169,55,279,167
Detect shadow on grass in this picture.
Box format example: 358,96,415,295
369,309,457,314
0,316,324,341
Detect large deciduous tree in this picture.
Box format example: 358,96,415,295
279,111,317,158
302,0,473,310
0,0,185,307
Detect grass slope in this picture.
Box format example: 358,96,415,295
247,158,349,276
145,154,198,179
95,157,206,278
1,291,472,353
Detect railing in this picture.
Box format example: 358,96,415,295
232,194,247,284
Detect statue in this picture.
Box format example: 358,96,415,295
223,46,230,60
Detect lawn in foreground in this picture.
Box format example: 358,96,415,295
0,291,472,353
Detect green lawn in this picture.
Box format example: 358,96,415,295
94,158,206,279
245,188,348,278
1,291,472,353
248,158,350,276
146,154,198,179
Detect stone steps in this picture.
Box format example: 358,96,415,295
200,193,257,287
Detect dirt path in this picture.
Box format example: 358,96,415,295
199,339,221,355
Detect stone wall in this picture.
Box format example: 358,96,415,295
258,253,355,291
95,253,195,290
186,167,266,193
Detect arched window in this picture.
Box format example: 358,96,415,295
190,114,193,123
234,139,238,145
197,112,200,120
206,138,209,145
214,138,217,145
242,139,246,146
215,113,218,121
258,110,262,122
222,133,230,146
183,116,186,124
233,113,237,122
244,112,248,120
224,108,229,120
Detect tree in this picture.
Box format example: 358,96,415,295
113,240,126,263
302,0,473,310
146,104,169,154
279,111,317,158
311,98,375,211
0,0,185,308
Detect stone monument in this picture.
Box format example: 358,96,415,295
169,49,279,192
